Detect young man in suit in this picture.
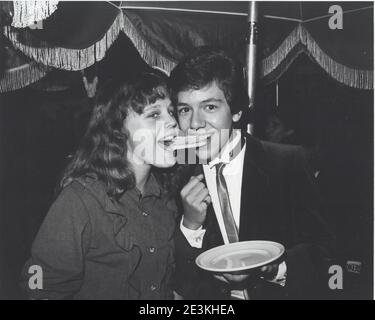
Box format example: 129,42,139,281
170,47,334,300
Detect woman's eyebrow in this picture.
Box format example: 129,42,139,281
143,104,160,112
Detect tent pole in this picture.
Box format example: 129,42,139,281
246,1,258,134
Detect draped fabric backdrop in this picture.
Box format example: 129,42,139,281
0,1,122,91
122,1,373,89
0,1,373,92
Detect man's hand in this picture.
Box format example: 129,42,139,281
173,291,184,300
180,174,211,230
214,263,280,285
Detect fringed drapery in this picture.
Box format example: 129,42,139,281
121,13,372,90
261,24,373,90
261,26,301,80
261,43,305,86
4,11,124,71
11,1,59,28
301,26,373,90
3,9,372,89
0,62,48,92
122,13,176,75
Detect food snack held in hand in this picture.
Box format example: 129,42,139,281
171,134,210,150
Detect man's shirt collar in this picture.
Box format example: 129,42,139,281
208,129,244,169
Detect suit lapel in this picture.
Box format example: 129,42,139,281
239,135,272,241
191,135,273,246
193,164,203,176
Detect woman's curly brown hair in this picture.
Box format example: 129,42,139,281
59,71,173,200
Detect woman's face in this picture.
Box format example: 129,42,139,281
124,97,179,168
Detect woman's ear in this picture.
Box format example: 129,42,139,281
232,111,242,123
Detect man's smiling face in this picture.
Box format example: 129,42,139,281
176,81,242,162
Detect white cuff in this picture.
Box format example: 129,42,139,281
267,261,287,287
179,217,206,249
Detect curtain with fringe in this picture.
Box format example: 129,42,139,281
4,12,124,71
121,11,372,90
0,62,48,92
11,1,59,28
2,7,372,89
122,13,176,75
261,24,373,90
121,9,247,76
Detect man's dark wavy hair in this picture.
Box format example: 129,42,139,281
59,71,171,200
169,46,250,129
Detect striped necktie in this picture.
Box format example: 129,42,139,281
215,162,239,243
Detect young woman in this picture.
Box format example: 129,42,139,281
21,72,180,300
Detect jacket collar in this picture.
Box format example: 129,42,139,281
75,173,162,216
197,134,272,243
243,134,270,180
193,133,269,178
74,174,123,215
135,173,162,199
207,129,243,169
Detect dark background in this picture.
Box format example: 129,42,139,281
0,34,373,299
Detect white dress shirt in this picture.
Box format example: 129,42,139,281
180,130,286,287
202,130,245,244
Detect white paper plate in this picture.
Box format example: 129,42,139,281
195,240,285,273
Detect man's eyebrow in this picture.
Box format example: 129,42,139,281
200,98,224,104
176,98,224,107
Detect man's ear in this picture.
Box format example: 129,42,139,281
232,111,242,123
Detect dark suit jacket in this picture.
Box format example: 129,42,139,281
174,134,335,300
